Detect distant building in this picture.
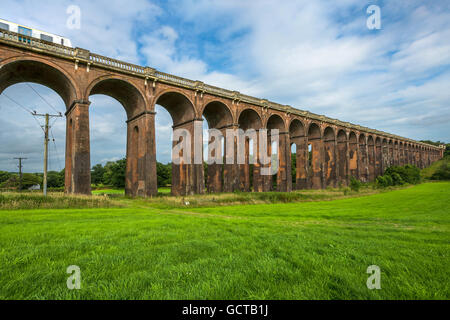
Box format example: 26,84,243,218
28,185,41,191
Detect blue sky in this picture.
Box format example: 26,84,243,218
0,0,449,172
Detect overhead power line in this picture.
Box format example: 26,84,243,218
50,128,63,171
3,93,34,114
2,94,46,132
2,87,65,194
25,83,61,114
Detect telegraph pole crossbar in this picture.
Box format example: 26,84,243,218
32,112,63,196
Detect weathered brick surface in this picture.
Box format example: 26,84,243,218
0,43,444,197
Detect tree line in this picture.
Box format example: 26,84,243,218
91,159,172,188
0,159,173,190
0,170,65,190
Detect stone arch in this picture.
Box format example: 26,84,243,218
266,114,286,131
307,122,322,189
359,133,366,144
337,129,348,185
367,136,375,181
154,90,197,126
266,114,289,191
405,142,410,166
202,100,234,194
394,140,399,166
359,133,368,182
154,91,201,196
289,119,306,138
289,119,307,189
349,131,358,179
423,145,427,166
86,76,147,119
413,144,419,166
402,142,407,164
0,58,88,196
399,141,404,166
238,108,263,192
323,127,336,187
388,140,394,167
376,137,382,151
86,76,151,197
202,100,234,129
324,127,335,140
308,122,321,139
375,137,383,176
238,108,263,130
0,57,79,108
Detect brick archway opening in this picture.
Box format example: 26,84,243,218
307,123,322,189
238,109,262,192
388,140,394,168
0,59,82,194
349,132,358,180
368,136,375,181
323,127,336,188
87,78,151,197
267,114,287,192
359,133,368,182
289,119,306,190
155,91,201,196
89,78,146,119
0,59,77,108
375,137,382,176
202,101,233,194
337,129,348,186
0,82,66,175
393,140,399,166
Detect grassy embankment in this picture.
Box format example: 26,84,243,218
0,182,448,299
421,155,450,180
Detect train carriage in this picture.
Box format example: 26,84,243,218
0,18,72,47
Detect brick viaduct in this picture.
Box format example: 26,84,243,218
0,30,445,197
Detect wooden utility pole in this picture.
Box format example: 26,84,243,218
32,112,63,196
43,113,49,196
14,157,27,191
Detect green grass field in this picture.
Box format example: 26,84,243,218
92,189,125,195
92,187,172,196
0,182,448,300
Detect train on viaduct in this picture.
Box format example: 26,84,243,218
0,28,445,197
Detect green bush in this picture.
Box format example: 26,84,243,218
385,165,421,185
349,177,361,192
103,159,126,188
375,175,392,188
384,174,393,187
431,163,450,180
391,172,404,186
0,171,12,184
376,164,423,188
375,176,384,187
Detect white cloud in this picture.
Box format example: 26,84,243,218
163,0,450,143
